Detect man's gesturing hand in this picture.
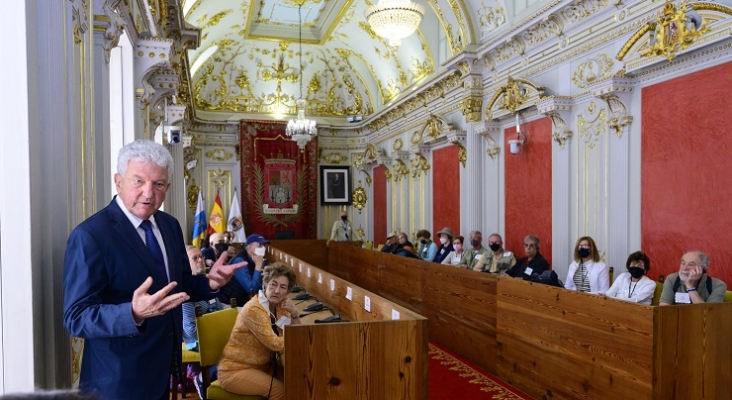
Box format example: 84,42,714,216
207,252,248,290
131,277,189,324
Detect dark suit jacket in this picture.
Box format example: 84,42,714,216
63,198,215,400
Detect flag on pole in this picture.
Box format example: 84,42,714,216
227,191,246,243
208,192,226,234
192,190,207,247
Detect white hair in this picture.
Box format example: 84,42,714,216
117,140,174,178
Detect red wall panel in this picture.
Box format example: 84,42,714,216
373,165,387,246
504,117,553,266
642,61,732,286
432,146,461,238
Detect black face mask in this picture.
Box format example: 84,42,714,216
341,216,347,221
470,239,480,247
420,239,427,244
489,243,501,252
578,248,591,259
629,267,645,279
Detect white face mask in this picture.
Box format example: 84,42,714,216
440,237,448,245
255,246,266,256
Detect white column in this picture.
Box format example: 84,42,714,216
463,124,484,237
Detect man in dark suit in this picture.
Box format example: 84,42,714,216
63,140,245,400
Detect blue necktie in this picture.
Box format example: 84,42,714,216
140,220,167,280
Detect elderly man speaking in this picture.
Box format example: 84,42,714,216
63,140,246,400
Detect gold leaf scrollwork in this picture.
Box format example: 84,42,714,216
205,149,233,161
352,181,368,214
547,112,573,149
321,152,348,164
482,134,501,161
461,96,483,123
410,154,431,178
187,179,200,211
384,166,392,182
363,171,372,186
392,160,410,183
393,139,403,152
572,54,614,88
453,141,467,168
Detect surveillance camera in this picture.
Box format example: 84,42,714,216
168,129,181,145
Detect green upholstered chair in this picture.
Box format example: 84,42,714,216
195,307,265,400
651,275,666,306
724,290,732,303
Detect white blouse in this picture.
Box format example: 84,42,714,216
564,260,609,294
604,273,657,305
441,251,464,266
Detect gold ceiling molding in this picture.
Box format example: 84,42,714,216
366,71,461,132
393,139,404,151
477,2,506,33
572,54,614,88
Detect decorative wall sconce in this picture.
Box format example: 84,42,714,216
509,113,528,155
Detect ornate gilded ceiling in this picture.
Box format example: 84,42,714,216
184,0,529,127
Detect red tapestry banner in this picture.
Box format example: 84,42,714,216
240,120,318,239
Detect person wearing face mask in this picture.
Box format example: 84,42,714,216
217,262,301,400
415,229,438,261
217,234,269,306
441,236,465,267
659,251,727,305
505,235,549,280
458,231,490,270
600,251,656,304
473,233,516,274
564,236,609,294
327,210,354,246
432,227,454,263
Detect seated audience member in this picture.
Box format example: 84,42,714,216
231,234,269,294
392,232,409,254
564,236,609,294
182,246,225,351
217,263,302,400
203,232,227,267
182,246,224,396
601,251,656,304
227,245,237,259
458,231,490,270
659,251,727,305
441,236,465,267
505,235,549,280
381,231,399,253
433,227,454,263
396,241,420,259
416,229,438,261
473,233,516,274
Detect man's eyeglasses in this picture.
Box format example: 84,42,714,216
190,255,203,261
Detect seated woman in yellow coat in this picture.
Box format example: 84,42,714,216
217,262,301,399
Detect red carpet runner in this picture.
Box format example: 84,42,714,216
429,342,532,400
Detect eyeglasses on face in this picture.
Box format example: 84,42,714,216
190,255,203,261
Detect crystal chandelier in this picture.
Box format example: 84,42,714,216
364,0,425,47
286,5,317,152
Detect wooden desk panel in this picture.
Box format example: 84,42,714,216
497,278,654,399
270,247,428,400
327,243,499,374
654,303,732,400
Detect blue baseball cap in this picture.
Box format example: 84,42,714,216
246,234,269,246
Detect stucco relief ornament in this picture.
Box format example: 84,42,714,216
352,181,368,214
643,1,709,62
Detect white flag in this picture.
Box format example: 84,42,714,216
228,191,246,243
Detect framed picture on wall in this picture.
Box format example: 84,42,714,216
320,166,352,205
